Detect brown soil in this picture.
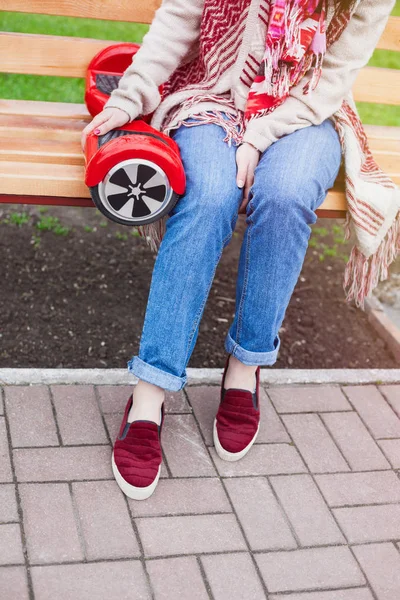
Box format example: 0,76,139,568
0,204,397,369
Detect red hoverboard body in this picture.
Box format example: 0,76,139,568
84,43,185,226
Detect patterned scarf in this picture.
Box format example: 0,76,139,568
244,0,327,123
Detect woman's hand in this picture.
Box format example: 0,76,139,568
236,142,261,214
81,107,131,151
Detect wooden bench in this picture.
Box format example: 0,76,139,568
1,2,399,219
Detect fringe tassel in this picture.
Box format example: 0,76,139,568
135,218,166,253
163,107,245,148
343,209,400,310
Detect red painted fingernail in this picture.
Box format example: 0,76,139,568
94,128,101,134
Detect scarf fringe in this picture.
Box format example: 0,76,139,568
163,104,245,147
135,218,166,253
343,208,400,310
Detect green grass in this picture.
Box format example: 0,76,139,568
0,5,399,124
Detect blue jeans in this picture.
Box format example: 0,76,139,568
128,112,342,391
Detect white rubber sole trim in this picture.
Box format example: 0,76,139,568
213,418,260,462
111,452,161,500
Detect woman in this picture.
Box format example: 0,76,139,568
81,0,399,500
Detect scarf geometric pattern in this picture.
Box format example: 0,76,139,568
244,0,327,123
136,0,400,311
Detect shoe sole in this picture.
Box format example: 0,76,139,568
213,418,260,462
111,451,161,500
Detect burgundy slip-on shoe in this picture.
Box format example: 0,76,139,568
111,394,164,500
213,354,260,462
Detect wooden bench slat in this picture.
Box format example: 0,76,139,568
353,67,400,106
2,0,161,24
0,157,346,202
2,133,398,176
376,16,400,52
0,32,125,78
0,160,89,198
1,27,400,97
0,99,90,119
0,137,84,165
2,100,399,150
0,163,347,218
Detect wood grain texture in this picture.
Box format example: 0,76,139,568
0,32,126,77
2,0,162,24
353,67,400,106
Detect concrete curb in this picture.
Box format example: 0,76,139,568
0,368,399,386
365,297,400,364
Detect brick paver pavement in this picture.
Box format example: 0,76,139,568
1,382,400,599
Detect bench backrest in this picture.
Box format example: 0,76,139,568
1,1,399,107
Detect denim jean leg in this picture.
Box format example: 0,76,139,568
128,113,243,391
225,118,342,366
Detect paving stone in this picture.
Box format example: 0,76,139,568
0,484,18,522
128,478,231,518
103,414,169,479
201,552,266,600
0,417,13,482
282,414,349,473
96,386,133,413
187,385,290,446
269,589,373,600
31,561,151,600
146,556,208,600
210,444,306,477
333,504,400,543
320,412,390,471
352,542,400,600
19,483,83,564
103,412,123,443
267,385,351,413
255,546,365,593
136,514,247,557
0,524,24,565
162,414,216,477
224,477,296,550
0,566,29,600
14,446,112,481
184,386,219,446
377,439,400,468
344,385,400,439
315,471,400,506
97,385,190,414
379,385,400,417
72,481,140,560
51,385,107,445
270,474,345,546
4,386,58,448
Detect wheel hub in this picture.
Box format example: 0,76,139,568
98,159,173,223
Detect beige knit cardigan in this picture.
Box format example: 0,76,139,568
104,0,400,309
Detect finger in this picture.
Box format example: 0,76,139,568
81,113,112,150
236,157,248,189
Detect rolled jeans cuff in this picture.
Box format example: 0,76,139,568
224,331,280,366
127,356,187,392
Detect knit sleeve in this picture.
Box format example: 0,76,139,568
103,0,205,122
241,0,396,153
